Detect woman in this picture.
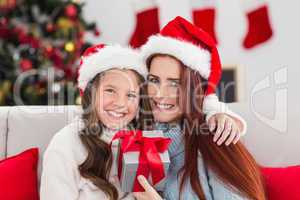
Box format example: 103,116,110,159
134,16,266,200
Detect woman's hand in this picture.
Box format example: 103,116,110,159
208,113,242,146
133,175,162,200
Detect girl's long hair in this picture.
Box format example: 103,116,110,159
78,69,154,200
147,55,267,200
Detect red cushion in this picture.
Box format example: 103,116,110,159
262,165,300,200
0,148,39,200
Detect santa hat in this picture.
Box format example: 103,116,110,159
141,16,222,96
77,44,147,95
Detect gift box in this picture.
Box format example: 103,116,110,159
112,130,171,192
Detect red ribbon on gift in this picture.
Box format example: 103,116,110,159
111,130,171,192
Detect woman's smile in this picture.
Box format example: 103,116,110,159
151,99,175,111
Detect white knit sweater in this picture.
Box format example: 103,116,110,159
40,118,134,200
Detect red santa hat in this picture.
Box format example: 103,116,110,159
77,44,147,95
141,16,222,95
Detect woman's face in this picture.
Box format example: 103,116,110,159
96,69,140,130
147,55,183,123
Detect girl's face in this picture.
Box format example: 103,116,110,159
147,55,183,123
96,69,140,130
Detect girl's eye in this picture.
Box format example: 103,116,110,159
104,88,115,94
148,77,159,84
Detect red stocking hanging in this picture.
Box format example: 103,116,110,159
190,0,218,44
129,0,160,48
241,0,273,49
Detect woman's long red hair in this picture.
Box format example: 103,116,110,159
179,65,267,200
147,54,266,200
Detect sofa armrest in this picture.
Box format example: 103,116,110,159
0,107,10,160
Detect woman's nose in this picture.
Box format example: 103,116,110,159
155,84,173,99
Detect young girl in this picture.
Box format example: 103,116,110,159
134,17,266,200
40,44,152,200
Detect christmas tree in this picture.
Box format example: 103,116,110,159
0,0,99,105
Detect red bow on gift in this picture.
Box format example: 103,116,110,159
111,130,171,192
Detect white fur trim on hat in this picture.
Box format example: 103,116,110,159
131,0,157,13
78,45,147,91
190,0,216,9
141,35,211,79
241,0,266,12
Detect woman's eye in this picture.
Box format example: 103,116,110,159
148,77,159,84
128,93,137,99
170,81,179,87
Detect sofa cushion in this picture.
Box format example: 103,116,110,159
6,105,82,180
0,107,10,160
0,148,39,200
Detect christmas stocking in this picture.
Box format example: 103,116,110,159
190,0,218,44
129,0,160,48
241,0,273,49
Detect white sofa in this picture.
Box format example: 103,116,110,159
1,104,299,182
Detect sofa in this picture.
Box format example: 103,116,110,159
1,103,300,199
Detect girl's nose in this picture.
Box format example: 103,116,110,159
113,94,127,108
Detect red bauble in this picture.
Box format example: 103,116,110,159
44,45,54,57
20,58,33,72
17,28,27,43
0,26,9,38
52,49,64,68
65,4,78,19
94,28,100,36
63,67,73,79
0,17,8,26
46,23,55,32
0,0,16,12
79,31,84,38
29,36,40,49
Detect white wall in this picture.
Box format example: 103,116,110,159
82,0,300,166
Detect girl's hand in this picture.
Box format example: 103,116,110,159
208,113,242,146
133,175,162,200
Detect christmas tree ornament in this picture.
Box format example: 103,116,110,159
129,0,160,48
57,17,74,30
51,82,61,94
46,22,56,33
44,45,54,57
65,41,76,52
94,28,100,36
38,87,46,95
0,0,16,12
0,17,8,26
2,80,12,95
20,58,33,72
65,4,78,19
240,0,273,49
190,0,218,44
